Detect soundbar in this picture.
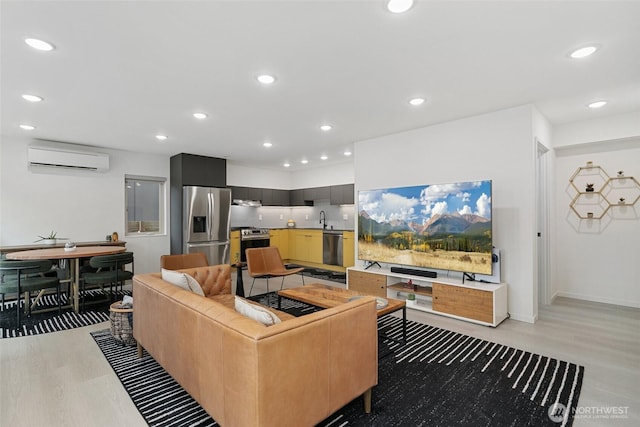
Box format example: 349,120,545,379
390,266,437,278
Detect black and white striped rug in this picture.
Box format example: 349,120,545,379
1,290,128,338
91,315,584,426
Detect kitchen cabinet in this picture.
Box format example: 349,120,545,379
229,186,248,201
290,189,303,206
262,189,290,206
342,231,355,267
330,184,355,205
228,184,353,206
230,230,241,264
293,230,322,264
171,153,226,188
303,186,330,202
248,187,262,201
269,229,289,259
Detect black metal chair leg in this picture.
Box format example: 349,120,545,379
249,278,256,296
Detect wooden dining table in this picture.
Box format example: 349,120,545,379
6,246,126,313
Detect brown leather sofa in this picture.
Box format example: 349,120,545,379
133,265,378,427
160,252,209,270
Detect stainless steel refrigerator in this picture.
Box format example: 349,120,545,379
183,186,231,265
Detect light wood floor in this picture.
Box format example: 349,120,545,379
1,271,638,426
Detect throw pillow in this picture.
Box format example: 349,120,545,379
234,296,281,326
161,268,205,296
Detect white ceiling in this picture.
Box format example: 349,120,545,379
2,0,640,171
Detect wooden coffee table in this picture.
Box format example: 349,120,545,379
278,283,407,345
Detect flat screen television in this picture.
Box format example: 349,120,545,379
358,180,492,275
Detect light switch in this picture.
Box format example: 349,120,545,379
343,214,348,220
305,214,309,220
258,214,263,221
279,214,284,220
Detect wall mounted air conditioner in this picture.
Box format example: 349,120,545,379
28,145,109,172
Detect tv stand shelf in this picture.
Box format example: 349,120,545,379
347,266,508,327
388,282,432,298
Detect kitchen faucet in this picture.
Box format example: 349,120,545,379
319,210,327,229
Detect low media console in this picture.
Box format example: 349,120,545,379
347,266,508,327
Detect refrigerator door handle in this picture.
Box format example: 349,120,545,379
207,191,213,241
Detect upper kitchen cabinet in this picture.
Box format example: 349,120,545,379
262,189,290,206
330,184,354,205
170,153,226,187
247,187,262,201
303,186,330,202
290,189,311,206
229,186,248,201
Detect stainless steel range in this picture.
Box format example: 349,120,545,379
240,228,270,262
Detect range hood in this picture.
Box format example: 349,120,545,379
232,199,262,207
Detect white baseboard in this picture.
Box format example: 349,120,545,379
507,312,536,324
555,291,640,308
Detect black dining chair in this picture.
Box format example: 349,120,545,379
0,259,62,330
80,252,134,309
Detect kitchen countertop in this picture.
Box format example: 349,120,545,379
266,227,354,231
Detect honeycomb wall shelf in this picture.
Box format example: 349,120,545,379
569,163,639,220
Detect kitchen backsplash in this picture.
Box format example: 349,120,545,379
230,204,355,230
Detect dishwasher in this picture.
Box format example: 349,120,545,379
323,231,343,266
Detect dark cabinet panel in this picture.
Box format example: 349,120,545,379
290,189,305,206
248,187,262,201
172,153,226,187
274,189,290,206
261,188,274,205
330,184,355,205
304,186,330,201
229,186,248,201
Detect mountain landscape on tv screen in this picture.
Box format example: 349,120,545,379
357,180,493,274
359,211,492,252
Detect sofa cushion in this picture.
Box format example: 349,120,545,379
234,296,281,326
178,265,231,297
161,268,205,296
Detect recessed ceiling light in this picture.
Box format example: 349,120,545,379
22,94,43,102
19,124,36,130
320,124,332,132
320,155,328,160
569,46,598,59
344,151,352,156
587,100,607,109
283,163,290,168
387,0,414,14
263,141,273,148
257,74,276,85
409,97,425,106
193,112,208,119
301,159,309,164
155,134,168,141
25,38,55,51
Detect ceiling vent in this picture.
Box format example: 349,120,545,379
28,145,109,172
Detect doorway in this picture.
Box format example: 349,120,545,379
536,140,551,307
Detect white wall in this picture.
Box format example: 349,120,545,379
354,105,538,323
0,137,170,274
226,160,354,189
553,111,640,148
552,113,640,308
227,162,292,189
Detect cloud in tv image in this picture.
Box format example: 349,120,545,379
358,180,493,275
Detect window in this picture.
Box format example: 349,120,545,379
125,175,166,235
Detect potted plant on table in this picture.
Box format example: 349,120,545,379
34,231,59,245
